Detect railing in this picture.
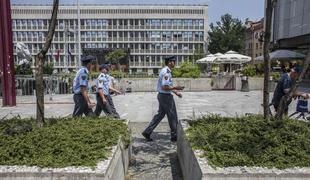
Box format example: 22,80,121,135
14,75,73,96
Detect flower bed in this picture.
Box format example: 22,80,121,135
0,117,131,180
177,116,310,180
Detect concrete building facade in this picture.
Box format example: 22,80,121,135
272,0,310,49
11,4,208,74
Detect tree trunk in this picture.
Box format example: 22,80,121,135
263,0,274,119
275,48,310,120
35,0,59,127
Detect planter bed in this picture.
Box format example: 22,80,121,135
0,117,131,180
177,116,310,180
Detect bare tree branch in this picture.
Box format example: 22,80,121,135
35,0,59,127
263,0,274,119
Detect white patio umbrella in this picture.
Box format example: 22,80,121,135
215,50,251,73
216,50,251,64
196,54,217,64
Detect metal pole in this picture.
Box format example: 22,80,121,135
65,21,68,73
77,0,81,69
0,0,16,106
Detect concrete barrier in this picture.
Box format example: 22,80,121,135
0,139,131,180
114,78,212,92
177,120,310,180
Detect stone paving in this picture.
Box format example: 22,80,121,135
0,91,301,121
128,122,183,180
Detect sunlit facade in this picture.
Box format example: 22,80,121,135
11,4,208,74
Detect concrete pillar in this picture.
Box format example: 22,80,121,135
0,0,16,106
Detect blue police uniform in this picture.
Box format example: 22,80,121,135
143,56,178,141
72,56,95,117
73,67,89,94
94,65,120,118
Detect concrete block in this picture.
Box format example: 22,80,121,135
177,120,310,180
115,78,212,92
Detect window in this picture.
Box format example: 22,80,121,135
199,20,204,27
163,19,171,26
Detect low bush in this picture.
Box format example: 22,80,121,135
0,117,129,168
186,115,310,169
242,64,256,77
172,61,200,78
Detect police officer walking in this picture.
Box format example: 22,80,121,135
72,55,96,117
95,64,122,118
142,56,184,142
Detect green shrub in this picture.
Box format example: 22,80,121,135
15,64,32,75
43,63,54,75
0,117,129,168
242,64,256,77
172,61,200,78
186,115,310,169
110,70,125,78
271,72,281,81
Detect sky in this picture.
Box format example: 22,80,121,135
11,0,264,24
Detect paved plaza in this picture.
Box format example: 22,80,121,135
0,91,302,121
0,91,282,121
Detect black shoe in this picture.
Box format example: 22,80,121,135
142,132,153,142
171,137,177,142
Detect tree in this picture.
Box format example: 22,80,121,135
208,14,246,54
35,0,59,127
106,49,127,72
262,0,274,119
193,48,205,61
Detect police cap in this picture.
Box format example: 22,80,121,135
99,64,110,70
164,56,176,64
81,55,96,63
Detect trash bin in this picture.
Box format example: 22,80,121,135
241,76,249,92
268,76,276,92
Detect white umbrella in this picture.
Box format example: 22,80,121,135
214,50,251,73
196,54,217,64
215,50,251,64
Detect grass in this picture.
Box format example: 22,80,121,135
0,117,129,168
186,115,310,169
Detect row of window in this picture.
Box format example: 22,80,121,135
15,42,203,52
13,31,204,40
80,31,204,39
12,8,205,15
81,19,204,27
82,43,203,50
12,19,204,28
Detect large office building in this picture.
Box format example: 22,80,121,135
11,4,208,74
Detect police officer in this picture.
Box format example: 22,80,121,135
142,56,184,142
95,64,122,118
72,55,96,117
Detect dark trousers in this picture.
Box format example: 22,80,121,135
273,99,291,115
106,95,120,118
143,93,178,139
72,94,94,117
95,94,119,118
